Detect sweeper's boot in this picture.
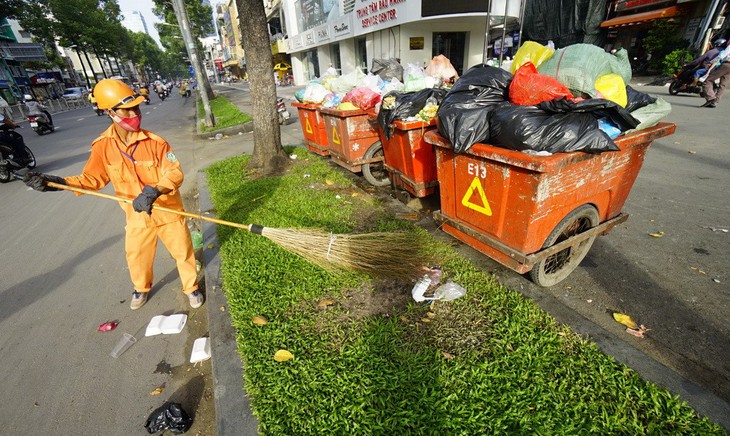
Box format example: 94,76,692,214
188,290,204,309
130,291,148,310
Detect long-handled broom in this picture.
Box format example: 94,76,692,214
46,182,427,277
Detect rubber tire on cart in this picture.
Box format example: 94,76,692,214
362,141,390,187
529,204,600,287
0,165,10,183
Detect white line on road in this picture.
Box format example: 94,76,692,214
77,118,85,121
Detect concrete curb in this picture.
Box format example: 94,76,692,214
199,173,259,436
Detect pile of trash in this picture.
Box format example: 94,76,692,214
294,55,458,124
438,42,671,154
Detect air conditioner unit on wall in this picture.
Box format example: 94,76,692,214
713,16,725,29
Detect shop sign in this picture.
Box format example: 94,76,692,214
616,0,668,12
304,30,316,47
353,0,421,35
409,37,424,50
317,25,330,42
332,16,352,39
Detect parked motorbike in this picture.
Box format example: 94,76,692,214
28,113,54,135
92,102,104,116
0,125,36,183
277,98,290,125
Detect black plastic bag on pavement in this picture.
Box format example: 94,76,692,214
437,64,512,153
625,85,657,113
371,58,403,82
489,101,620,153
537,97,640,132
377,88,447,139
144,402,193,434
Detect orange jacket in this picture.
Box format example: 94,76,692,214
64,125,185,228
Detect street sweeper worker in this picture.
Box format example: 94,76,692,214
23,78,203,310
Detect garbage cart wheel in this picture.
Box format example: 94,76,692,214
362,141,390,187
529,204,600,287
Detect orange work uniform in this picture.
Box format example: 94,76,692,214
64,125,198,295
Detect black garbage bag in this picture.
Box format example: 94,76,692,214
144,402,193,434
437,64,513,153
489,101,620,153
537,97,640,132
377,88,447,139
371,58,403,82
625,85,657,113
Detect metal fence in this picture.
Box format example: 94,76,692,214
7,98,90,121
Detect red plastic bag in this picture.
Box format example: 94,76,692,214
342,87,382,110
509,62,573,106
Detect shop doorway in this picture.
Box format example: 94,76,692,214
433,32,466,75
304,49,320,80
356,37,368,73
330,43,342,74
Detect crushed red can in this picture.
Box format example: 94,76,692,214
97,321,118,332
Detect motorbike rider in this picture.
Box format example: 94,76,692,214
680,38,727,89
0,112,30,162
139,85,150,102
23,94,53,126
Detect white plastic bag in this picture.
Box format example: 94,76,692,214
357,73,384,93
303,83,331,104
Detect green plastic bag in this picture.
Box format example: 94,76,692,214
538,44,632,97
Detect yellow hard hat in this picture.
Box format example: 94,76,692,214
95,79,145,110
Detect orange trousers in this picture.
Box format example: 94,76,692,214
125,218,198,294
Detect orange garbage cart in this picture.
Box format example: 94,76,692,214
377,118,439,197
320,107,382,173
423,122,677,287
292,102,329,156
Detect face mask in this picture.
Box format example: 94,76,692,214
112,113,142,132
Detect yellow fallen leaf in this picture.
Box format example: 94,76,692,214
648,231,664,238
317,299,336,309
207,243,215,249
351,192,359,197
149,385,165,396
400,315,409,323
219,306,226,312
613,312,639,330
252,315,268,326
442,352,454,360
420,318,431,323
274,349,294,362
426,312,436,318
325,179,335,185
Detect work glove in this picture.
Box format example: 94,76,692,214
133,185,161,215
24,171,66,192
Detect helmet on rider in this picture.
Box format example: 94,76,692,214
24,94,33,101
94,79,145,110
715,38,727,48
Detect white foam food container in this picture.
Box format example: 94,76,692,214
145,314,188,336
190,337,211,363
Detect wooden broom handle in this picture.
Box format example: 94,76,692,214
46,181,253,231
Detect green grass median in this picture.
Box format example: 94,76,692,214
198,95,252,133
205,151,722,434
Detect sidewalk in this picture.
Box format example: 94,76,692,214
195,83,730,434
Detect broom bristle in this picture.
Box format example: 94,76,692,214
260,227,427,277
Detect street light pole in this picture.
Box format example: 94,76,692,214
170,0,215,127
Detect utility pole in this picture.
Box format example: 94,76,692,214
171,0,215,127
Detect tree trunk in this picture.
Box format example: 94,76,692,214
83,50,98,84
92,46,108,78
237,0,289,175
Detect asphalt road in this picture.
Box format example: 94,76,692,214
0,92,217,434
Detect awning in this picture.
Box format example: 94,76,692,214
600,5,684,28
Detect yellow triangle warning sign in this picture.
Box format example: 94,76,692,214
305,118,313,134
331,127,341,145
461,177,492,216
